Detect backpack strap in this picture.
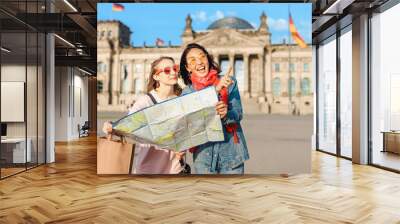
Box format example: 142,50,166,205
146,92,157,105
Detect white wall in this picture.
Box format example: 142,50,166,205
54,67,89,141
1,65,34,137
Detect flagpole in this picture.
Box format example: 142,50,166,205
288,5,292,115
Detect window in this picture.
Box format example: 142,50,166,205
340,28,352,158
301,78,310,96
135,64,142,73
304,63,309,72
134,78,143,94
101,30,105,38
220,59,229,76
290,63,295,72
272,77,281,96
274,63,280,72
289,77,295,96
97,62,107,73
371,4,400,171
0,9,46,178
317,35,337,155
121,64,131,94
108,30,112,38
97,81,103,93
234,59,244,92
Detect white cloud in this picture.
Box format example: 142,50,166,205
211,10,224,21
191,11,207,22
269,18,288,31
192,10,230,23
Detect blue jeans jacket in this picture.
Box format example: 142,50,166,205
182,76,250,174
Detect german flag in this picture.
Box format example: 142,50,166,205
112,3,124,12
289,14,307,48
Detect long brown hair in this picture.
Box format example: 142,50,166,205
147,56,182,95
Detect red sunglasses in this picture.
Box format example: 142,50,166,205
155,64,179,75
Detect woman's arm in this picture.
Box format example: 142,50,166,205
222,77,243,125
128,95,153,115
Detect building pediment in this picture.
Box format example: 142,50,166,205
192,29,265,48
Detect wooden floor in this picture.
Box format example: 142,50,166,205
1,136,400,223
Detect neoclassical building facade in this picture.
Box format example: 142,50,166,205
97,13,313,114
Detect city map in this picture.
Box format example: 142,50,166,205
112,87,225,152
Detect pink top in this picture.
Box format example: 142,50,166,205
129,90,182,174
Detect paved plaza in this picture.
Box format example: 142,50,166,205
98,113,313,174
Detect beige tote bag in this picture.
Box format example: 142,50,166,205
97,135,134,174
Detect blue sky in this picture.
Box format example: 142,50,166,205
98,3,311,47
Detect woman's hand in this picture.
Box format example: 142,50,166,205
216,75,234,92
216,101,228,119
216,67,234,92
175,151,185,160
102,121,113,135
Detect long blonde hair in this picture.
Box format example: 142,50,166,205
147,56,182,95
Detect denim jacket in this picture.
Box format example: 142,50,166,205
182,76,250,171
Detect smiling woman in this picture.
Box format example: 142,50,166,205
179,43,249,174
101,56,184,174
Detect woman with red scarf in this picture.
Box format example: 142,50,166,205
180,43,249,174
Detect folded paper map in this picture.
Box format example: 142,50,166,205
112,86,225,152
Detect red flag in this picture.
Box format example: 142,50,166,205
155,38,165,47
289,14,307,48
112,3,124,12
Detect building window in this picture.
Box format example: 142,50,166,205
290,63,295,72
121,64,131,94
274,63,280,72
97,62,107,73
301,78,310,96
101,31,105,38
108,30,112,38
135,64,142,73
97,80,103,93
220,59,230,77
134,78,143,94
304,63,309,72
289,77,295,96
234,59,244,92
272,77,281,96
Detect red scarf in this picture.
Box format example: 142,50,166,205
189,69,239,153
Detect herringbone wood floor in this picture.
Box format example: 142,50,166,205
1,136,400,224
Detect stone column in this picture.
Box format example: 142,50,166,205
243,53,250,98
258,53,265,99
131,59,135,94
142,59,148,94
111,50,120,105
107,56,113,105
265,48,272,103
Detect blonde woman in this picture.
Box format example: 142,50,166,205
103,56,184,174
